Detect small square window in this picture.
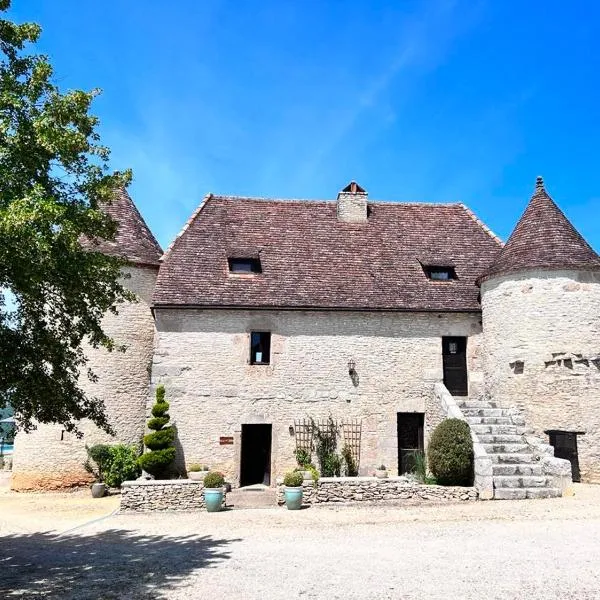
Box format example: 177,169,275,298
250,331,271,365
424,266,457,281
229,258,262,273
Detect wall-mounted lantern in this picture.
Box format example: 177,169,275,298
348,359,359,387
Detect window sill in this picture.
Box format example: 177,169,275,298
251,362,270,366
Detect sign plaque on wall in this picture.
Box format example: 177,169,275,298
219,436,234,445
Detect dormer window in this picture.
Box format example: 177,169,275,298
228,257,262,274
424,266,457,281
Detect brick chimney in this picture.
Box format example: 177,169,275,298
336,181,368,223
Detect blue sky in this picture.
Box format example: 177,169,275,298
9,0,600,251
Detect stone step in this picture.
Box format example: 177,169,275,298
482,443,529,454
487,453,536,464
494,487,561,500
461,408,511,417
492,464,543,476
493,475,550,488
477,434,524,444
465,416,513,425
470,424,518,435
459,401,498,409
226,485,277,509
525,488,562,499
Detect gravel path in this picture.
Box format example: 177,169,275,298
2,484,600,599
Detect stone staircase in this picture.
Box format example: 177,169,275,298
459,401,562,500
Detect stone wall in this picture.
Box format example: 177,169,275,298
120,479,211,511
152,309,483,485
481,269,600,482
276,476,478,504
11,266,158,491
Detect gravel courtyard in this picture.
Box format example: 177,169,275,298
2,481,600,599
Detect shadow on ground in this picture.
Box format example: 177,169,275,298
0,528,239,599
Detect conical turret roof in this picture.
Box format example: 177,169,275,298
479,177,600,283
85,188,162,267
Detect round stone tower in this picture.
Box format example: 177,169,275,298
479,177,600,482
11,190,162,490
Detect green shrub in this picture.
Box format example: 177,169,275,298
427,418,473,486
138,447,176,474
138,385,176,477
84,444,112,482
283,471,304,487
188,463,202,472
143,427,175,450
341,444,358,476
411,451,437,485
147,416,170,431
203,471,225,488
104,445,139,488
295,448,311,467
311,417,341,477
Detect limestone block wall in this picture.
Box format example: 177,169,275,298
481,269,600,482
11,266,158,490
120,479,210,511
276,476,478,504
151,309,483,485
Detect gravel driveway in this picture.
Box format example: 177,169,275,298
2,484,600,599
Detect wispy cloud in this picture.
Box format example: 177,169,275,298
290,0,485,188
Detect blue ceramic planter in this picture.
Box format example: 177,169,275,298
284,486,303,510
204,487,224,512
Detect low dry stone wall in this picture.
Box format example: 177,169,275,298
276,476,478,505
120,479,212,511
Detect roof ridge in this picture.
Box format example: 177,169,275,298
458,203,505,247
211,194,463,208
160,193,213,262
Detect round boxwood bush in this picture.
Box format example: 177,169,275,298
283,471,304,487
427,418,473,486
203,471,225,488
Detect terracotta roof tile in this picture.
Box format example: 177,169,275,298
154,195,502,311
84,189,162,267
479,178,600,283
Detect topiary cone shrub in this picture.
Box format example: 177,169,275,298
427,418,474,486
138,384,176,478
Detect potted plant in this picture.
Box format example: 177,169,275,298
187,464,209,481
375,464,388,479
295,448,317,481
203,471,225,512
283,470,304,510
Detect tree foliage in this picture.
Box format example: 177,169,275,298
0,1,132,434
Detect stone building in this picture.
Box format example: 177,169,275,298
10,178,600,493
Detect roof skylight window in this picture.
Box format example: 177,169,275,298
228,257,262,274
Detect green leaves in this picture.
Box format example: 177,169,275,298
0,2,133,434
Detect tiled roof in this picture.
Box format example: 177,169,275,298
84,189,163,267
153,194,502,311
479,178,600,283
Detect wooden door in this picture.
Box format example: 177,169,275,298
442,337,468,396
240,424,272,486
548,430,581,482
397,413,424,474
